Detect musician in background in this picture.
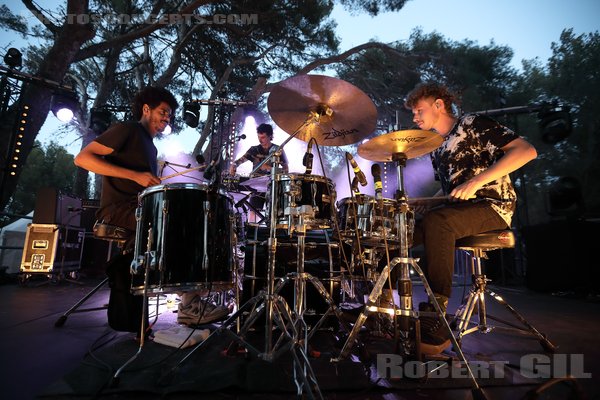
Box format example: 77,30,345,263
229,123,289,219
405,82,537,354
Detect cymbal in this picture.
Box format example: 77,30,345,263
358,130,443,161
267,74,377,146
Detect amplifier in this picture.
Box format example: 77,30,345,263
80,198,100,232
20,224,85,275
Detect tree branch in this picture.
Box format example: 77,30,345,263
21,0,59,34
297,42,406,76
72,0,215,62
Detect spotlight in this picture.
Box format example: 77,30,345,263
3,48,22,69
183,102,200,128
89,107,113,135
51,91,79,123
548,176,583,216
538,104,572,144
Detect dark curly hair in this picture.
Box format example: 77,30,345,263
405,83,457,115
132,86,178,121
256,123,274,139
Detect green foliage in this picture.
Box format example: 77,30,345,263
3,141,78,225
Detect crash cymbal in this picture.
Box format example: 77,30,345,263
267,74,377,146
358,130,443,161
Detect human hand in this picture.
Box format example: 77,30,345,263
449,179,481,201
134,171,161,187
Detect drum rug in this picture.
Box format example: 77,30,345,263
38,327,544,398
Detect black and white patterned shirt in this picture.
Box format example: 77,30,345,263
430,114,519,225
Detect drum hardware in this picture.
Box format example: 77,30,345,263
333,133,488,396
112,225,155,384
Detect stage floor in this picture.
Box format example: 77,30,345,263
1,272,599,400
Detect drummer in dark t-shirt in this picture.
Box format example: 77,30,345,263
75,86,177,235
229,123,289,220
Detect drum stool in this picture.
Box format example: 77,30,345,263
54,222,131,327
452,229,556,352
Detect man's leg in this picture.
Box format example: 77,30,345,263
412,202,508,354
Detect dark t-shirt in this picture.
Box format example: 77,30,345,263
94,121,157,230
241,144,288,176
430,113,519,225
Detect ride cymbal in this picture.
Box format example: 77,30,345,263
267,74,377,146
358,129,443,161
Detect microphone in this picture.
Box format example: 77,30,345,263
195,154,205,164
346,152,367,186
303,138,315,175
237,134,246,141
371,163,383,199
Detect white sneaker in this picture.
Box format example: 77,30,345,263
177,300,229,325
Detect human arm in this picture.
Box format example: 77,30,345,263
449,137,537,201
74,141,160,187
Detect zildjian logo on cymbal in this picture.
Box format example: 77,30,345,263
323,127,359,141
391,136,426,143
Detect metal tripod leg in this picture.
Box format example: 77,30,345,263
54,277,109,327
452,251,557,352
410,258,488,398
454,283,557,352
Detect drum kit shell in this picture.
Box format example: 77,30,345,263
131,74,445,362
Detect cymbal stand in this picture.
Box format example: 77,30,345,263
333,152,488,398
165,114,326,399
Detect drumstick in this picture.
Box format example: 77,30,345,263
160,165,205,181
407,195,450,204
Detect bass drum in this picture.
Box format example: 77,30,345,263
131,183,233,294
267,173,336,230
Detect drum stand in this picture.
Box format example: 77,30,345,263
332,152,489,399
165,117,329,399
111,224,156,385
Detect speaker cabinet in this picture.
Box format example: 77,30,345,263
33,187,82,227
20,224,85,275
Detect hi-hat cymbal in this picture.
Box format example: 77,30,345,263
267,74,377,146
358,130,443,161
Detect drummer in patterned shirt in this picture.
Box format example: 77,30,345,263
405,82,537,355
229,123,289,219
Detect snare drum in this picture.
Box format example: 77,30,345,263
337,194,414,245
267,174,336,229
131,183,233,294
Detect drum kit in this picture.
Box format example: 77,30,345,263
124,75,484,396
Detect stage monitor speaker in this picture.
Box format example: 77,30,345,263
20,224,85,275
33,187,82,227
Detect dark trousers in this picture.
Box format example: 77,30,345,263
412,201,508,299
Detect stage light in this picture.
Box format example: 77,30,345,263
538,104,572,144
183,102,200,128
3,48,22,69
51,91,79,123
89,107,113,135
548,176,583,216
